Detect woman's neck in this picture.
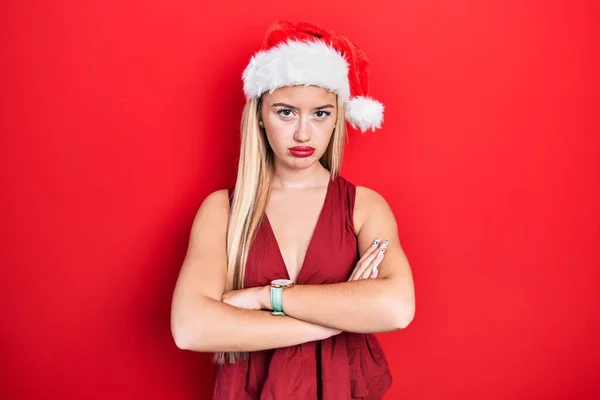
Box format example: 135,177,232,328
271,161,331,190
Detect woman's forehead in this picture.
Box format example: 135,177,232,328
263,85,337,106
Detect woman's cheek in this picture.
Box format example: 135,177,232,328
266,133,287,156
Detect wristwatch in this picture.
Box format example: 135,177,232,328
270,279,295,316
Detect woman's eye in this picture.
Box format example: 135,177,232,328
277,109,293,117
315,110,331,119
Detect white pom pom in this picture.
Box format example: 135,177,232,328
344,96,384,132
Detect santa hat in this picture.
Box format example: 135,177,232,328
242,20,384,133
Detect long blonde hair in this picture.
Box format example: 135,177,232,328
213,93,347,364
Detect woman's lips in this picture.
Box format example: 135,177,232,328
288,146,316,157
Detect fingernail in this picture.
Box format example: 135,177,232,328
372,237,381,246
380,247,387,254
382,240,389,247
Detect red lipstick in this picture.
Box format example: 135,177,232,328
288,146,316,158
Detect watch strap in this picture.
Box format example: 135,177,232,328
270,286,285,315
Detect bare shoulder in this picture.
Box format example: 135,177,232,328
200,189,230,210
193,189,230,224
355,186,389,207
187,189,231,248
354,186,396,235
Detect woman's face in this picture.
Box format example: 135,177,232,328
260,85,338,171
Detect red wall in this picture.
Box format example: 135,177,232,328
1,1,598,399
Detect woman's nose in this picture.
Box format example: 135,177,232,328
294,116,312,142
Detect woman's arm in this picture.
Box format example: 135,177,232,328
258,187,415,333
170,190,339,352
178,297,341,352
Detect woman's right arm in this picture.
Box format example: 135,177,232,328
170,190,339,353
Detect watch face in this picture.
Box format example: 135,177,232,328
271,279,294,288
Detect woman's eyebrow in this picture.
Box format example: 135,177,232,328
314,104,335,110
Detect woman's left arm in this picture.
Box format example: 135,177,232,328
258,186,415,333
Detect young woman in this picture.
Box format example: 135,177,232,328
171,20,415,400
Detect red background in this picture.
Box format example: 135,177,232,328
1,1,599,399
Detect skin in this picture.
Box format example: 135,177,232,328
170,85,415,352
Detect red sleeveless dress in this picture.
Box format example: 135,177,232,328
213,176,392,399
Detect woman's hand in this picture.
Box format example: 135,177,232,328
222,287,265,310
348,237,388,281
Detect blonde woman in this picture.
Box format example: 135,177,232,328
171,20,415,400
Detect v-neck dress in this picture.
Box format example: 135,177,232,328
213,176,392,400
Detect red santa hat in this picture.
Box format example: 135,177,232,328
242,20,384,133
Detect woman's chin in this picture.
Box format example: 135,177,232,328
285,156,320,170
